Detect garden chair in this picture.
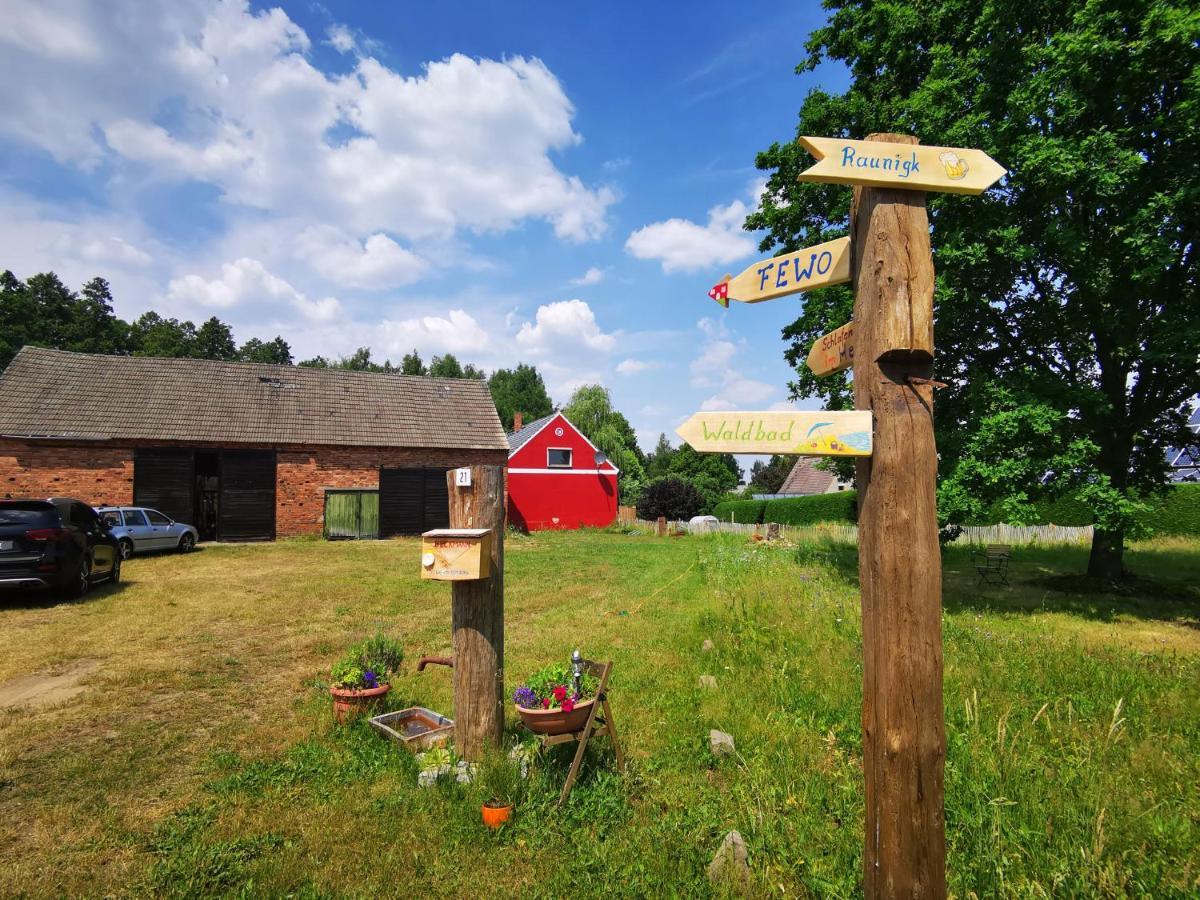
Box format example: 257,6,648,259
537,657,625,806
972,544,1011,586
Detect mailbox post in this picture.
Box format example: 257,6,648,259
425,464,505,760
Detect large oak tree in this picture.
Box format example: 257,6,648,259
748,0,1199,577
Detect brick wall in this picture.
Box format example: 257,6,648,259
275,445,507,536
0,439,134,506
1,439,508,539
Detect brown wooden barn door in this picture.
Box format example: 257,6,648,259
133,448,195,527
379,467,450,536
217,450,276,541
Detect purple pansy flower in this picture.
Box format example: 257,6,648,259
363,669,379,689
513,686,538,709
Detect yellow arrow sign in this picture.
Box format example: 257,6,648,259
798,136,1006,195
709,237,851,307
676,410,872,456
806,321,855,377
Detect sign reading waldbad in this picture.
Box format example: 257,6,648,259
798,136,1006,195
676,410,872,457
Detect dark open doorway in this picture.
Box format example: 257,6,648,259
194,451,220,541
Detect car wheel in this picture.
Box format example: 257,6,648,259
109,555,121,585
118,538,134,560
70,557,91,599
178,533,196,553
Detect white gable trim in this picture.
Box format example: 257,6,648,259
507,412,620,473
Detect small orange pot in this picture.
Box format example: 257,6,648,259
330,683,391,723
482,801,513,829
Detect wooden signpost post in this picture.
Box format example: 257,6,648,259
444,465,505,760
702,131,1003,897
709,236,851,307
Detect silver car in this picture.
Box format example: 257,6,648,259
97,506,199,559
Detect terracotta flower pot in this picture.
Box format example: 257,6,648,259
330,683,391,723
515,697,595,735
482,801,513,829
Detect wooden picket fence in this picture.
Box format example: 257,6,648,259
629,518,1093,546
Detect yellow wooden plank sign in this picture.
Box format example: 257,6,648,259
676,410,872,456
806,321,856,376
709,237,850,307
798,136,1006,195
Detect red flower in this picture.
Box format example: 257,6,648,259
542,698,551,708
552,685,568,702
562,698,575,712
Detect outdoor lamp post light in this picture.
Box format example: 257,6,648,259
572,648,584,698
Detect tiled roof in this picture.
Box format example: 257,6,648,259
0,347,508,450
778,457,835,495
507,413,556,453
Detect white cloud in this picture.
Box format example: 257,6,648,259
294,226,427,289
690,340,736,387
326,24,356,54
625,181,763,273
374,309,490,356
0,1,614,244
516,299,616,353
570,266,604,286
616,358,661,376
700,377,776,411
77,236,152,267
688,317,778,410
166,258,342,323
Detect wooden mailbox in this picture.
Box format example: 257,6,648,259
420,528,492,581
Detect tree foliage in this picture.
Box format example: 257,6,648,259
747,0,1200,578
636,477,704,522
488,363,553,431
749,455,797,494
562,384,647,504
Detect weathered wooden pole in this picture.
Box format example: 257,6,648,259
851,133,946,897
446,465,505,760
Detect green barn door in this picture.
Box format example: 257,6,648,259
323,490,380,540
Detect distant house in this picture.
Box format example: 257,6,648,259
506,412,619,531
755,457,851,499
1166,404,1199,482
0,347,508,541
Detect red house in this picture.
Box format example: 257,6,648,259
506,412,619,531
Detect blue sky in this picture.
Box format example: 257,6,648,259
0,0,849,461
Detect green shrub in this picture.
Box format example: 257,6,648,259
636,477,704,521
735,483,1200,534
711,499,766,523
763,492,858,525
1134,483,1200,535
330,632,404,689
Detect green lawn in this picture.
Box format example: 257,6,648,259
1,531,1197,897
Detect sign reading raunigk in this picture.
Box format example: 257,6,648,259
676,410,872,457
798,136,1006,195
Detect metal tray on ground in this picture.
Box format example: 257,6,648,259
369,706,455,752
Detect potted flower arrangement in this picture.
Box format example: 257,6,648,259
512,660,598,735
329,632,403,723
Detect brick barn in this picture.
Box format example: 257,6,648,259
506,411,619,531
0,347,508,541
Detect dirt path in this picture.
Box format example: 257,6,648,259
0,659,98,709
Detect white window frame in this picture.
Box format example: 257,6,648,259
546,447,573,468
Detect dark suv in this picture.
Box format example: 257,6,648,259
0,498,121,597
